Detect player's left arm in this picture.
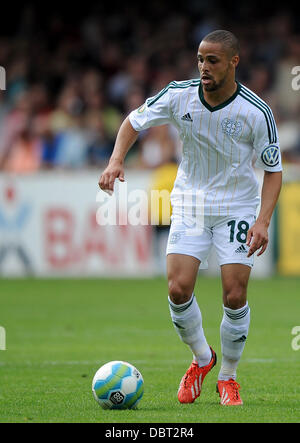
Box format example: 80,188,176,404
247,170,282,257
248,106,283,258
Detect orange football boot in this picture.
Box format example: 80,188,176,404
177,347,217,403
216,379,243,406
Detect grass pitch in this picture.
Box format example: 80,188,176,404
0,276,299,423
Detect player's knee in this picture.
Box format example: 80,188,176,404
224,286,247,309
168,279,192,305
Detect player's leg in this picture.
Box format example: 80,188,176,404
213,215,254,405
167,253,212,365
167,252,199,304
215,263,251,405
219,263,251,382
167,253,211,363
167,253,217,403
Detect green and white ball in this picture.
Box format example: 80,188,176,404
92,361,144,410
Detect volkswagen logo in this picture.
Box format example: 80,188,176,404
261,145,280,167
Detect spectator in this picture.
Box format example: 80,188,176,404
138,125,177,169
3,126,42,173
0,3,299,171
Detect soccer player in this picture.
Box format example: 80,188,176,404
98,30,282,406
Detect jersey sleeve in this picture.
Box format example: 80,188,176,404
129,85,173,131
253,110,282,172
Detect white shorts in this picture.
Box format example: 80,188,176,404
166,214,256,268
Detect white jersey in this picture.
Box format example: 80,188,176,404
129,79,282,217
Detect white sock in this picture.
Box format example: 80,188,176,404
218,303,250,381
168,294,212,367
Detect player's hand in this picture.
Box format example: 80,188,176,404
98,159,125,194
246,221,269,257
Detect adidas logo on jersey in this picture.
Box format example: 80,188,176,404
181,113,193,122
235,244,247,254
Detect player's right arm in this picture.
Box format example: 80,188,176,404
98,83,173,193
98,116,138,193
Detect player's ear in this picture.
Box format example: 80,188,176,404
231,55,239,68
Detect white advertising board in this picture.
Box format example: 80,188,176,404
0,170,274,277
0,171,154,277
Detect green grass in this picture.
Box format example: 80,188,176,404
0,276,299,423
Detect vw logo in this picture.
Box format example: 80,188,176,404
261,145,280,167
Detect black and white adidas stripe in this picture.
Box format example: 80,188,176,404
224,304,249,320
239,85,277,144
169,294,195,313
146,79,200,107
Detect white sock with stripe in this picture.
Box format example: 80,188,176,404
168,294,212,367
218,303,250,381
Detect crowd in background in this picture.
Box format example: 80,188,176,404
0,1,299,173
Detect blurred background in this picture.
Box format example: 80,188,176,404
0,0,299,278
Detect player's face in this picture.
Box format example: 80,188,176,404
197,41,238,92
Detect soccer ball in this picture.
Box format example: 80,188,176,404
92,360,144,410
